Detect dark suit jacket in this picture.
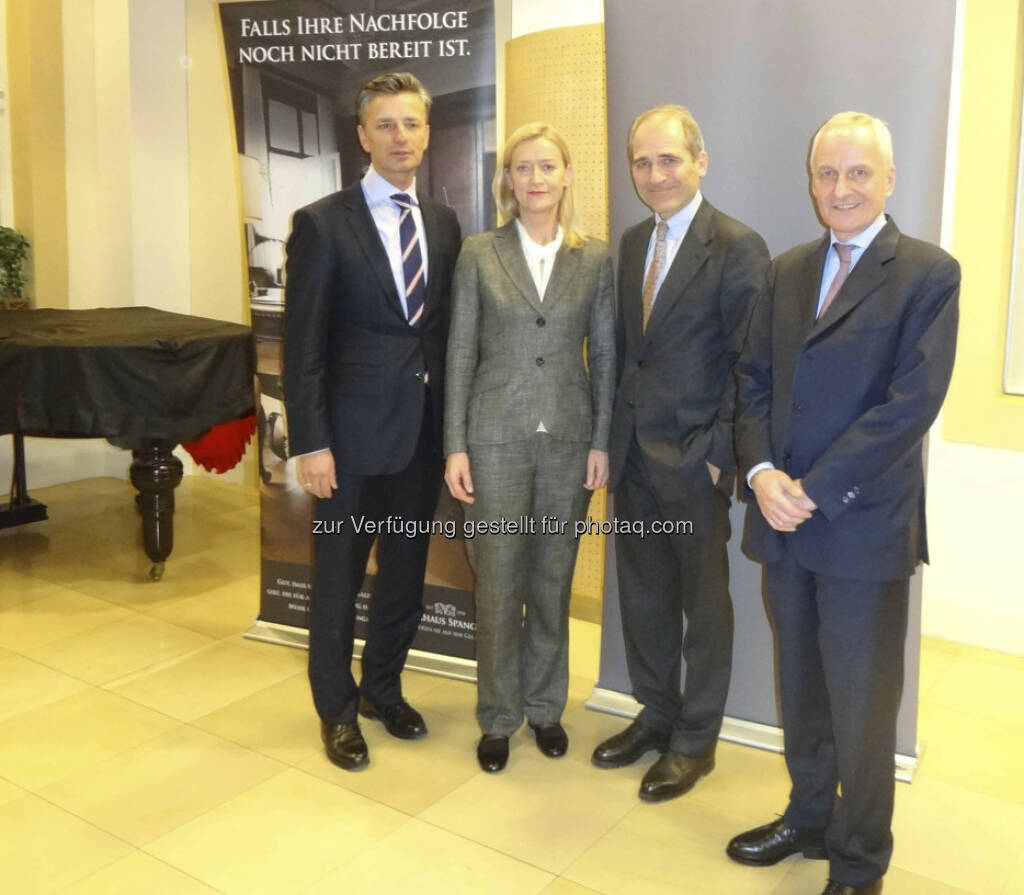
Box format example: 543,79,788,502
735,217,960,580
444,223,616,454
283,181,461,476
608,199,770,492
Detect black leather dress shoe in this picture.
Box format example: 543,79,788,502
591,720,669,769
638,749,714,802
821,879,882,895
726,817,827,865
321,721,368,771
530,722,568,757
477,735,509,773
359,697,427,740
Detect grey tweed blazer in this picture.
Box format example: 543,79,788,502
444,221,616,455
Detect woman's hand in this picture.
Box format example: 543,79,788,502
584,450,609,490
297,450,337,499
444,452,476,504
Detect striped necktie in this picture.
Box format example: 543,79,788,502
391,192,425,326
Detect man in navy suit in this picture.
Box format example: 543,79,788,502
727,112,959,895
283,73,461,771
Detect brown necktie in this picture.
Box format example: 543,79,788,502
818,242,853,319
642,220,668,332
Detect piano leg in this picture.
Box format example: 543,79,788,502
0,433,49,529
129,446,183,581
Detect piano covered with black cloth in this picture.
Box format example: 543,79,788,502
0,306,255,579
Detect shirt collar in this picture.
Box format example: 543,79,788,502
655,190,703,239
830,212,887,251
514,219,563,259
361,165,420,208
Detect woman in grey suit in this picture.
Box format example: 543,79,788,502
444,122,615,773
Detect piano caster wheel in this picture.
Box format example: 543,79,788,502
149,562,165,582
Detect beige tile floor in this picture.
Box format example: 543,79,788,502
1,476,1022,894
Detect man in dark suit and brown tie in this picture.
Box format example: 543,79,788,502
727,112,959,895
592,105,769,801
283,72,461,771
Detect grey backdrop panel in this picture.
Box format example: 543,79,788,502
598,0,955,758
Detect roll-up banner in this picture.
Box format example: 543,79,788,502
596,0,957,775
220,0,495,666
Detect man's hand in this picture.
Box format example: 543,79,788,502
706,461,721,486
751,468,814,531
297,450,337,499
792,479,818,512
585,450,609,490
444,452,475,504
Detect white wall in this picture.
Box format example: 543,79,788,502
923,439,1024,654
509,0,603,38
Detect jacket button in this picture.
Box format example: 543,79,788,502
783,451,792,462
793,403,803,413
627,400,635,408
536,317,546,327
637,360,645,368
536,357,544,366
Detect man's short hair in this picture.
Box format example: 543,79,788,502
355,72,432,123
627,104,705,162
809,111,894,168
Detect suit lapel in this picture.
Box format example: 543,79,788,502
339,183,406,321
541,242,582,314
622,219,654,343
807,219,899,342
643,200,712,339
419,196,445,324
492,222,544,315
797,234,831,335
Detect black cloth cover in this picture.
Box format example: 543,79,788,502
0,307,254,445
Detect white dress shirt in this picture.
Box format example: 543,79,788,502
514,219,563,301
642,190,703,305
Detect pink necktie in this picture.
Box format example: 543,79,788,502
642,221,668,333
818,243,853,319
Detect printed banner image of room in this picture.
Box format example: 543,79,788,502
218,0,496,667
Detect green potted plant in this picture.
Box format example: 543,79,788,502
0,225,31,310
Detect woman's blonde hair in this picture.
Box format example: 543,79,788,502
493,122,584,248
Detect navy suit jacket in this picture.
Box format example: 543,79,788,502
735,217,960,580
283,181,461,476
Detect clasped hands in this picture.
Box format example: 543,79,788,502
444,450,609,505
751,468,817,532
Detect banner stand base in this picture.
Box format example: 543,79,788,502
585,686,920,783
245,619,479,683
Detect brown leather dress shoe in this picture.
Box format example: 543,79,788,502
726,817,827,865
321,721,369,771
591,719,669,769
477,735,509,773
638,749,714,802
822,879,883,895
530,722,568,757
359,697,427,740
